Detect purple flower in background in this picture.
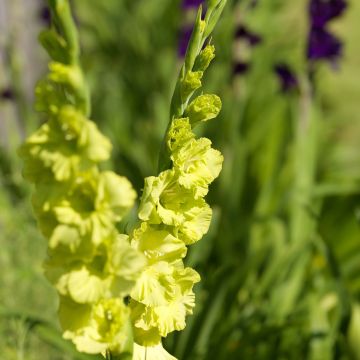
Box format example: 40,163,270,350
235,26,262,46
307,27,342,61
182,0,204,9
178,26,193,57
178,0,205,57
39,5,51,26
232,25,262,76
307,0,347,64
274,64,299,92
233,62,250,75
309,0,347,28
1,88,15,101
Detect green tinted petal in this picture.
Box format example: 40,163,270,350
131,222,187,264
49,62,84,90
107,234,146,296
19,106,111,182
172,138,223,198
185,94,222,127
166,118,194,153
49,224,81,251
174,266,201,294
82,121,112,161
48,264,108,303
98,172,136,219
62,297,132,355
58,106,112,162
194,44,215,72
66,266,108,303
154,301,187,336
138,170,180,225
131,264,200,338
130,262,174,306
177,201,212,244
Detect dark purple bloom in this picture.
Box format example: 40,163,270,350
309,0,347,28
178,26,193,57
39,5,51,26
274,64,299,92
307,27,342,61
182,0,204,9
233,62,250,75
235,26,262,46
306,0,347,64
1,88,15,101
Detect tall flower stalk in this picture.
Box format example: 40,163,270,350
130,1,226,358
18,0,145,357
18,0,227,359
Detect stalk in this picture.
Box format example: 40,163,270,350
18,1,144,358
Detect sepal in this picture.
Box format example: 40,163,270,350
171,138,223,198
180,71,203,104
194,44,215,72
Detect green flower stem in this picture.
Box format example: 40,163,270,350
48,0,80,65
47,0,90,116
158,0,227,172
129,2,226,357
19,1,144,357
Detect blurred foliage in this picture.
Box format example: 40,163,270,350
1,0,360,359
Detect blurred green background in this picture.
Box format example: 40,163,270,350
1,0,360,359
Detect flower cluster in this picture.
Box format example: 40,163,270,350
18,1,144,356
129,3,224,355
307,0,347,63
19,0,226,358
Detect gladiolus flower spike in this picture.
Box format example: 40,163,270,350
18,0,145,357
131,1,226,358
